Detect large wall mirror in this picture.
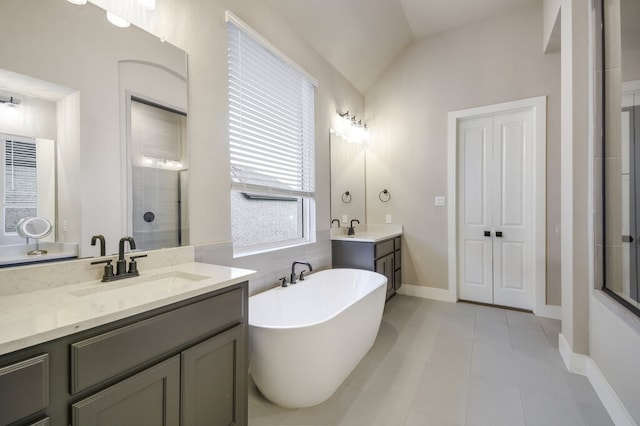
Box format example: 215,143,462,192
0,0,188,266
330,131,366,226
601,0,640,313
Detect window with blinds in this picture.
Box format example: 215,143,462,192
227,12,317,253
3,136,38,234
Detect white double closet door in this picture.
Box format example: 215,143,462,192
457,109,534,310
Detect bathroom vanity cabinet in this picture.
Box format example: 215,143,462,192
0,281,248,426
332,236,401,300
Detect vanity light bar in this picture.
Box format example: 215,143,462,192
335,110,370,143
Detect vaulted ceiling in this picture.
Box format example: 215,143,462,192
267,0,537,93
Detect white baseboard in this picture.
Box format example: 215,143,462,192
558,333,589,375
534,303,562,320
558,334,636,426
396,284,456,302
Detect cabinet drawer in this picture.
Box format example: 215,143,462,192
374,239,394,258
0,354,49,425
394,250,401,270
29,418,50,426
394,237,401,250
71,287,244,394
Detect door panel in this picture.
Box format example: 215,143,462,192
498,120,527,227
493,111,533,308
458,117,493,304
461,239,493,303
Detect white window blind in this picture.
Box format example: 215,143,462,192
227,15,316,197
4,138,37,205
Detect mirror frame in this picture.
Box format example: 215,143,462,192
599,0,640,317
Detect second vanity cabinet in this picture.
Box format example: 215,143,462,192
332,236,402,300
0,281,248,426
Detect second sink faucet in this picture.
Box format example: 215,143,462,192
290,261,313,284
90,234,105,256
348,219,360,235
117,236,136,275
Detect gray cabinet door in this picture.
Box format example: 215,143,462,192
71,356,180,426
181,325,246,426
0,354,49,426
375,255,395,298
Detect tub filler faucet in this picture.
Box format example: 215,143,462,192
290,261,313,284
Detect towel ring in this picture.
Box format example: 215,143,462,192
379,189,391,202
341,191,352,203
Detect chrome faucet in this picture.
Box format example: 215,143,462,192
348,219,360,235
290,261,313,284
90,234,106,256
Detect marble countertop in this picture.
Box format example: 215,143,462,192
330,223,403,242
0,262,255,356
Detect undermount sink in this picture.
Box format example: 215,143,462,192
71,271,210,299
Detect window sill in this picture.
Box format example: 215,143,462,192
232,239,315,259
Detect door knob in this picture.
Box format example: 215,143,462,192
496,231,503,237
484,231,491,237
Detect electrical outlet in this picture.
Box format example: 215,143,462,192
386,214,392,224
63,220,68,232
342,214,348,224
435,196,446,207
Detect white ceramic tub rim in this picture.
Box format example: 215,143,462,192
248,268,386,329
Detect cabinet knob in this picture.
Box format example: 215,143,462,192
484,231,491,237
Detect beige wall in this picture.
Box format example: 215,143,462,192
365,1,562,303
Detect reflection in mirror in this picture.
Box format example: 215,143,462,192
1,134,55,245
129,99,188,251
0,0,187,265
330,131,366,226
602,0,640,312
16,216,53,255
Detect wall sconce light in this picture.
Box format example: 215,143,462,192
66,0,87,4
335,110,370,143
106,11,131,28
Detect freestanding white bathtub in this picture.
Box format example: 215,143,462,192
249,268,387,408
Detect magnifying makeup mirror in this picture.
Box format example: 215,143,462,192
16,217,53,255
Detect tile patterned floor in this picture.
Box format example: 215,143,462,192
249,295,613,426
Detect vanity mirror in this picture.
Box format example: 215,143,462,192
329,131,366,226
601,0,640,313
0,0,188,264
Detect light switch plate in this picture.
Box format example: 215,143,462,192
342,214,348,223
435,196,446,207
386,214,392,224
